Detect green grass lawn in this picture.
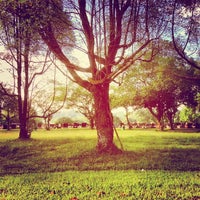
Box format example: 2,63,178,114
0,128,200,199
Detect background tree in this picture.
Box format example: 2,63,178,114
179,106,196,125
32,75,68,131
111,86,134,129
177,90,200,128
117,40,196,130
67,85,95,129
137,86,178,130
55,117,74,127
116,61,178,130
134,108,155,125
0,85,18,130
0,0,49,138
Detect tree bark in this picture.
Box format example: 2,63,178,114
166,110,176,130
19,117,30,139
92,83,121,154
18,30,30,139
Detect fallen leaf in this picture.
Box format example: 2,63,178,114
70,197,79,200
97,191,106,197
49,190,56,195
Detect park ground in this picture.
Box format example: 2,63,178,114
0,128,200,199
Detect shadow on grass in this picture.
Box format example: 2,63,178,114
168,128,200,133
67,147,200,171
0,145,200,175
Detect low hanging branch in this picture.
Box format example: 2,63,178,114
171,1,200,70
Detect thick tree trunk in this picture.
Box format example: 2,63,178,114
18,92,29,139
18,95,30,139
157,119,164,131
168,116,174,130
19,117,30,139
92,83,121,154
166,112,175,130
18,96,29,139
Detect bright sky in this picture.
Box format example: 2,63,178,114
0,46,90,86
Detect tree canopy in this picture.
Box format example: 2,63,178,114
115,40,199,130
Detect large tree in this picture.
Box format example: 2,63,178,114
37,0,169,153
0,0,49,138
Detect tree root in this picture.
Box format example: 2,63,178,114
96,143,123,155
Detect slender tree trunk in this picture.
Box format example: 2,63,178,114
45,117,51,131
18,30,30,139
6,109,11,131
47,117,51,130
157,119,164,131
168,115,174,130
17,39,29,139
166,112,175,130
125,107,132,129
92,83,121,154
89,117,95,129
